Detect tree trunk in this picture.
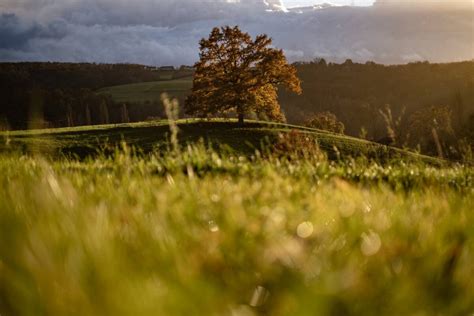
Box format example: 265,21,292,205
238,113,244,125
101,102,110,124
67,104,74,127
85,104,92,125
236,101,245,125
121,104,130,123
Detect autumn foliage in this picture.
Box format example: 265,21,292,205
185,26,301,124
304,111,345,134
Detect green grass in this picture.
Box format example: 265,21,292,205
0,119,441,164
2,72,472,314
98,77,193,103
0,142,473,315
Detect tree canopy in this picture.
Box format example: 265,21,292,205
304,111,345,134
185,26,301,124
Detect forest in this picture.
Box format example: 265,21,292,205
0,62,192,129
285,60,474,159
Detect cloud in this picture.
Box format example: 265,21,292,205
375,0,473,7
0,0,285,26
0,0,472,65
0,13,36,49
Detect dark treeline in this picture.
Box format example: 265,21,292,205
0,62,193,129
280,59,474,159
1,61,472,159
0,62,193,90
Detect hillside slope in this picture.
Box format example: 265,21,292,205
98,77,193,103
0,119,440,163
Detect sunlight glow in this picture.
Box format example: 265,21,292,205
283,0,375,7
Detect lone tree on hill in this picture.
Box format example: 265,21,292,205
185,26,302,124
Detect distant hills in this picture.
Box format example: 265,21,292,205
1,60,472,160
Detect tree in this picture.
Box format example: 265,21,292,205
408,105,454,157
304,111,345,134
185,26,301,124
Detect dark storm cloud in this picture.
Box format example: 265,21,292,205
0,13,39,49
0,0,283,27
0,0,472,65
0,13,69,49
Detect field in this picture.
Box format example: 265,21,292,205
1,121,473,315
98,77,193,103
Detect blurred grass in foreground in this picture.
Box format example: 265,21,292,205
0,144,473,316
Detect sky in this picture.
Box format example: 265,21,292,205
284,0,375,7
0,0,472,65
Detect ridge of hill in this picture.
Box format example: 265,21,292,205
0,119,441,164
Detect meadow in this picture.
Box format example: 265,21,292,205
0,120,473,315
98,77,193,103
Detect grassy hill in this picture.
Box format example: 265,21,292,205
0,119,440,164
1,121,471,316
